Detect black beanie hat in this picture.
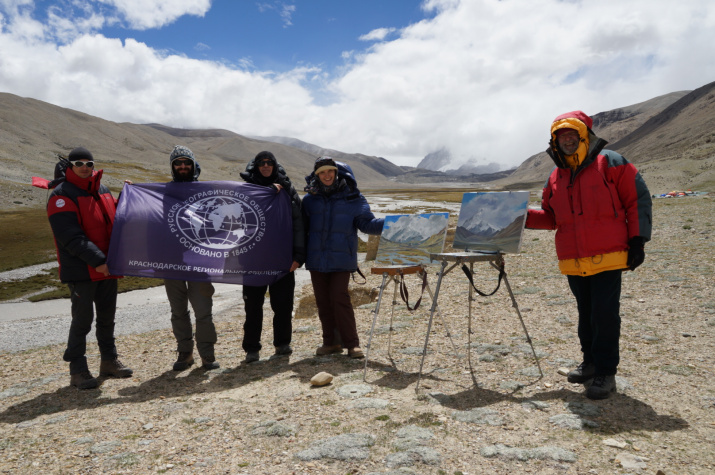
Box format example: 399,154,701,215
254,151,277,166
68,147,94,162
314,156,337,174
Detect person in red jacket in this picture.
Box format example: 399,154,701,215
526,111,652,400
47,147,133,389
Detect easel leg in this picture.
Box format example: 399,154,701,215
416,260,447,392
466,261,478,386
424,277,460,359
364,272,389,382
497,264,544,378
387,275,400,361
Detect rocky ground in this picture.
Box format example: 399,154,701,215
0,196,713,474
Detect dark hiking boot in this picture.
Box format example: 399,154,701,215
244,352,260,364
586,374,617,400
348,347,365,359
173,351,195,371
70,370,98,390
200,355,220,370
567,362,596,384
274,345,293,356
99,359,134,378
315,344,343,356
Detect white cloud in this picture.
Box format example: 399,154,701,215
317,0,715,166
97,0,211,30
256,1,295,28
279,4,295,27
0,0,33,13
359,27,396,42
1,0,714,169
1,0,210,42
47,7,106,42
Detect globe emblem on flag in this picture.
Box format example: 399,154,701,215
176,196,259,249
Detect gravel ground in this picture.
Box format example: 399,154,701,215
0,196,713,474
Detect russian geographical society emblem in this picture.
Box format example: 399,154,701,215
167,191,267,257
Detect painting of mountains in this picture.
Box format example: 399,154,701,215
453,191,530,254
375,213,449,266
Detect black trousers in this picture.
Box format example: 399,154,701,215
242,271,295,352
63,279,118,374
567,269,622,376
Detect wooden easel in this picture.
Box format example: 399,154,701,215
415,252,543,392
363,264,459,382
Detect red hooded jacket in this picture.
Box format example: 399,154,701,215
47,166,118,282
526,111,652,272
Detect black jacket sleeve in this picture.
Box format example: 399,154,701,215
288,185,306,265
48,204,107,268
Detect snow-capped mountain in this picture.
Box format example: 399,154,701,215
382,214,448,243
416,147,501,175
457,210,500,237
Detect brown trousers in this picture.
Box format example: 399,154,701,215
309,271,359,349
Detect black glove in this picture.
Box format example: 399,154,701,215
627,237,646,271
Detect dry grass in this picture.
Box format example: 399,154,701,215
0,208,56,272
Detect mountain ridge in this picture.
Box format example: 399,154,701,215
493,83,715,192
1,81,713,211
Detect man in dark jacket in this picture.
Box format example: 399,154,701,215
239,151,305,363
164,145,220,371
47,147,133,389
526,111,652,399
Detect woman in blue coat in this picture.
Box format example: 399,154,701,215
302,157,384,358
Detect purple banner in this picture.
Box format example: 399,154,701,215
107,181,292,286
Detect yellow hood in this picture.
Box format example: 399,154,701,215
551,117,590,170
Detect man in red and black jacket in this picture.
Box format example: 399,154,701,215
526,111,652,400
47,147,133,389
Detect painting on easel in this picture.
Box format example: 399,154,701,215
375,213,449,266
453,191,530,254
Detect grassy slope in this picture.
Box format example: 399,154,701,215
0,207,162,301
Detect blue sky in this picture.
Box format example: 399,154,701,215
108,2,431,73
1,1,714,168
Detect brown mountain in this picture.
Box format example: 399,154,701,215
0,94,399,210
251,135,406,177
2,81,713,211
496,83,714,193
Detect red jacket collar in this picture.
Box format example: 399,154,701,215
65,166,104,194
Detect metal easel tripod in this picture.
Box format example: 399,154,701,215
363,264,460,382
415,252,543,392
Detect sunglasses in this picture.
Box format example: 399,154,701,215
72,160,94,168
257,160,274,167
173,159,193,167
